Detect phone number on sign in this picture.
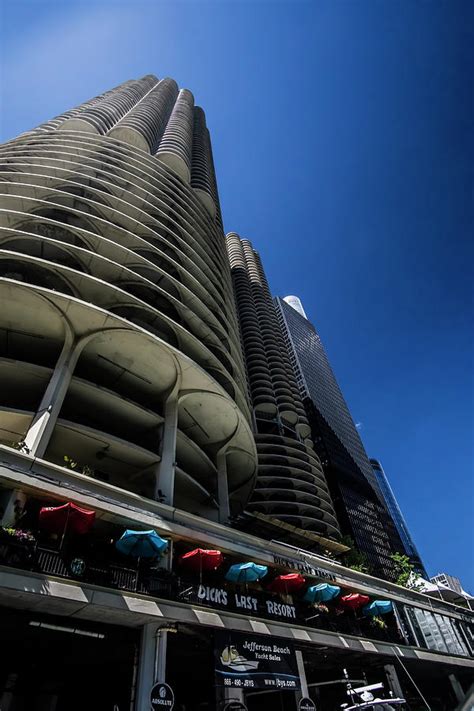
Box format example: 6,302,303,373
223,679,255,688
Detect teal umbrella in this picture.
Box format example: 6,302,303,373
115,529,168,558
304,582,341,603
225,562,268,583
362,600,393,616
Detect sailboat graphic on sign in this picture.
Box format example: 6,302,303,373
220,646,260,672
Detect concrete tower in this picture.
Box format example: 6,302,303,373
0,74,256,522
226,234,341,547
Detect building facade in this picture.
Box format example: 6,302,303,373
0,74,256,522
225,234,342,551
275,295,409,580
0,75,472,711
370,458,427,577
431,573,465,596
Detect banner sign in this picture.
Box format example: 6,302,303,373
272,555,337,582
215,630,300,690
190,584,298,621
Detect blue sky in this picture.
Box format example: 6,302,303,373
1,0,473,589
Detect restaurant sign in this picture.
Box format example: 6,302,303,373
215,630,300,690
195,584,297,621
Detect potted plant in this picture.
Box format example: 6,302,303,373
0,526,36,546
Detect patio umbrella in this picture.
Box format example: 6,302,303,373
304,582,341,603
339,593,370,610
115,529,168,558
39,502,96,535
39,502,96,548
225,562,268,583
362,600,393,616
267,573,306,593
179,548,223,572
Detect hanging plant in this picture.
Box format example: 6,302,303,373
314,603,329,614
1,526,36,545
371,615,387,630
80,464,95,477
63,455,77,470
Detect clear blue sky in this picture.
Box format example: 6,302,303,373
1,0,473,589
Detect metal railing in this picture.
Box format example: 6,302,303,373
0,537,402,646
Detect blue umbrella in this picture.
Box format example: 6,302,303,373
304,583,341,603
362,600,393,616
115,529,168,558
225,562,268,583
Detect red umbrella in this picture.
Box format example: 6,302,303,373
267,573,306,593
179,548,223,572
39,502,96,538
339,593,370,610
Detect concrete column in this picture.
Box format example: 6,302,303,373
160,539,174,572
384,664,404,699
24,331,81,458
0,489,27,526
135,623,169,711
0,672,18,710
296,649,309,697
216,450,230,524
154,630,168,683
154,395,178,506
448,674,464,704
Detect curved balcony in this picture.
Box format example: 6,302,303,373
0,158,241,343
190,108,217,218
0,129,225,271
0,279,256,514
226,232,341,542
156,89,194,183
0,179,229,307
108,78,179,154
0,250,247,412
58,75,158,135
0,124,257,520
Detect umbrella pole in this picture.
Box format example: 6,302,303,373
59,507,71,552
136,556,141,592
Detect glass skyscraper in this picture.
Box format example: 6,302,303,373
371,458,427,577
275,295,406,579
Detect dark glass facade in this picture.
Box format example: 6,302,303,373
275,296,406,580
371,458,427,577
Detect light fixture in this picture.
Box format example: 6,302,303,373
29,621,105,638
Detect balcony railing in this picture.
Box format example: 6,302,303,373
0,537,403,646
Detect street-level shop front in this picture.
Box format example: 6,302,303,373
0,561,473,711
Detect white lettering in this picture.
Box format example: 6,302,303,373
265,600,296,618
197,585,228,606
